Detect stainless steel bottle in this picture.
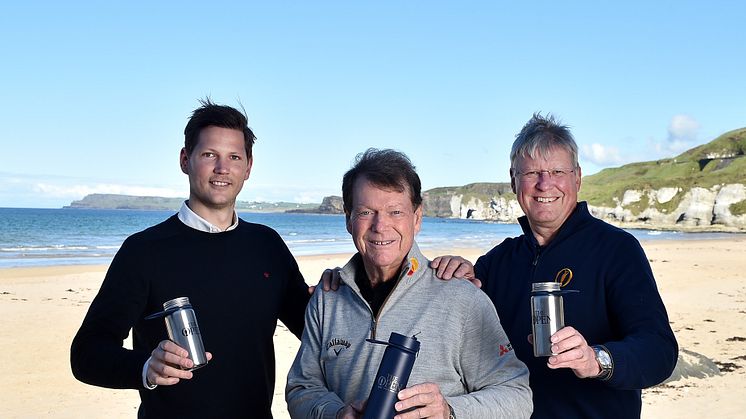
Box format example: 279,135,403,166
363,332,420,419
162,297,208,370
531,282,565,357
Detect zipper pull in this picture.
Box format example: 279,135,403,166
532,245,541,266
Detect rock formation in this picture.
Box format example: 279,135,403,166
421,183,746,231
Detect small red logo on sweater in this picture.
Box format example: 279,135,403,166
263,272,270,278
499,343,513,356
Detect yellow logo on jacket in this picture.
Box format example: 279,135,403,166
406,257,419,276
555,268,573,287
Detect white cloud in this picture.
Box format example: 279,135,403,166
580,143,624,166
653,114,700,155
668,114,700,143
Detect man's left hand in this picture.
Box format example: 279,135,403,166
546,326,602,378
430,256,481,288
394,382,450,419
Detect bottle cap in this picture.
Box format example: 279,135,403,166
531,282,561,292
387,332,420,354
164,297,191,310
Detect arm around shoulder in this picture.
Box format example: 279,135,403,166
285,289,347,418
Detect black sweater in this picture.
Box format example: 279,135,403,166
71,215,310,418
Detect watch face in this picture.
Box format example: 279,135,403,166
596,348,612,368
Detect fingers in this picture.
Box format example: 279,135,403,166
146,340,195,386
430,256,454,279
330,268,342,291
154,340,191,366
550,326,578,343
452,260,475,279
394,383,448,418
336,400,365,419
430,256,474,280
430,257,441,268
321,269,333,292
307,285,316,295
469,277,482,288
545,327,600,378
320,268,342,292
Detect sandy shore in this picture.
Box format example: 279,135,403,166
1,239,745,418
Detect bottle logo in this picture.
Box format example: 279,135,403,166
533,310,551,325
376,374,402,393
181,321,201,337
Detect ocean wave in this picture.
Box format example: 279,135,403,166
1,245,93,252
284,238,346,244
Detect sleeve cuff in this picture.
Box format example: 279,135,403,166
142,356,157,390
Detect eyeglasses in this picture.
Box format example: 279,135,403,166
513,168,575,181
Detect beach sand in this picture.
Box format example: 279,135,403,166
1,239,745,418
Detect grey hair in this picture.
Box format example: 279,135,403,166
510,112,579,172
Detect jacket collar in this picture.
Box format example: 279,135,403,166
340,242,428,293
518,201,592,248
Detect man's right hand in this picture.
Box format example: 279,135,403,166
336,400,366,419
145,340,212,386
320,267,343,292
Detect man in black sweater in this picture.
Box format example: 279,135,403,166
71,99,311,418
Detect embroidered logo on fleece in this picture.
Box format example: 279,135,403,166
499,342,513,356
554,268,573,287
406,257,419,276
326,338,351,356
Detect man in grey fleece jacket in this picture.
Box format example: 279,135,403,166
286,148,532,419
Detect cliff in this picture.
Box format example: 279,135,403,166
422,183,521,221
63,128,746,230
286,195,344,214
420,127,746,231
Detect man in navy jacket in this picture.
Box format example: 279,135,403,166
432,113,678,418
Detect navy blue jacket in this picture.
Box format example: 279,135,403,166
475,202,678,419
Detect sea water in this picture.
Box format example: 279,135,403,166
0,207,741,269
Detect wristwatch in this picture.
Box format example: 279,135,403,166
592,345,613,381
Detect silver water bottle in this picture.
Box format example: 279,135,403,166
531,282,565,357
162,297,209,370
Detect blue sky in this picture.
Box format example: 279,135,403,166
1,1,744,208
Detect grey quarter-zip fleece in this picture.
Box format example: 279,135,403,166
286,243,532,418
